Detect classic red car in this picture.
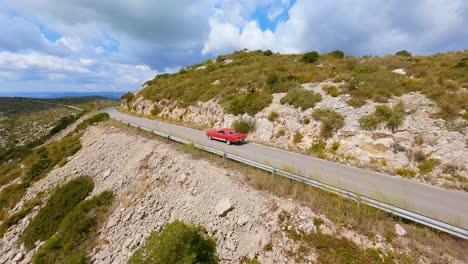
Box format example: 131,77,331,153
206,128,246,145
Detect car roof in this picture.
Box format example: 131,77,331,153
220,128,235,131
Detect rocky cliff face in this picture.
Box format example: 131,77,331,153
124,81,468,190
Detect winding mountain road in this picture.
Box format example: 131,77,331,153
102,107,468,230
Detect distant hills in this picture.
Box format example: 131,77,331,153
0,91,124,100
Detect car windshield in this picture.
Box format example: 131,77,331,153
229,131,238,135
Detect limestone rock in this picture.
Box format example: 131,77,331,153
237,214,250,226
215,198,233,216
392,69,406,75
395,224,407,236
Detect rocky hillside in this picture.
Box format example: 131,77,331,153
0,96,117,148
1,122,466,263
123,50,468,191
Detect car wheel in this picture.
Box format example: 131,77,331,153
226,139,231,145
208,135,212,140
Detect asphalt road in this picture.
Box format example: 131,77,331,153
103,107,468,229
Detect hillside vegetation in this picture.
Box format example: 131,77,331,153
132,50,468,119
123,50,468,191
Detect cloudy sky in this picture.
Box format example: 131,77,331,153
0,0,467,94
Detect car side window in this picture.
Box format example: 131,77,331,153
218,130,225,134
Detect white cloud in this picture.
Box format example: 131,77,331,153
0,0,467,94
202,0,468,56
0,51,89,73
202,18,276,55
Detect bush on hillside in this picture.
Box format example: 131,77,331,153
395,50,412,57
75,113,110,131
233,119,255,134
454,57,468,68
329,50,345,59
33,190,114,264
301,51,320,63
417,159,441,174
312,108,345,138
151,105,162,116
21,176,94,249
266,73,280,87
358,102,405,132
225,92,273,115
322,85,339,97
121,92,135,102
129,221,217,264
263,50,273,56
0,198,41,238
267,111,279,122
49,114,81,135
280,88,322,111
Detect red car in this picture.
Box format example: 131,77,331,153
206,128,246,145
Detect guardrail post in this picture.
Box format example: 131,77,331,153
272,168,276,175
167,135,170,143
222,152,226,159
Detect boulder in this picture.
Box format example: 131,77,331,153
395,224,407,236
392,69,406,75
215,198,233,216
237,214,250,226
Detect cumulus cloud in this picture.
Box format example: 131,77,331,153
0,15,69,56
203,0,468,55
0,0,467,94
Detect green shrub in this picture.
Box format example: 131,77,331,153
442,164,461,176
121,92,135,102
417,159,441,174
0,198,41,238
225,92,272,115
233,119,255,134
395,50,412,57
151,105,161,116
263,50,273,56
75,113,110,131
216,55,225,62
329,50,345,59
301,117,310,125
280,88,322,111
309,139,326,158
413,150,426,163
302,51,319,63
395,168,417,178
276,129,286,137
358,102,405,132
267,111,279,122
358,114,380,130
263,242,273,251
313,217,324,227
246,258,261,264
129,221,217,264
266,73,280,87
33,190,114,264
312,108,345,138
0,183,28,211
293,132,303,144
49,114,81,136
454,57,468,68
322,85,339,97
331,141,340,151
346,97,366,108
21,177,94,249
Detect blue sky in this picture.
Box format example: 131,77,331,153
0,0,467,94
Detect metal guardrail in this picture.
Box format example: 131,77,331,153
114,117,468,240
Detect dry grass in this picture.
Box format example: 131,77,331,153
109,121,468,262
